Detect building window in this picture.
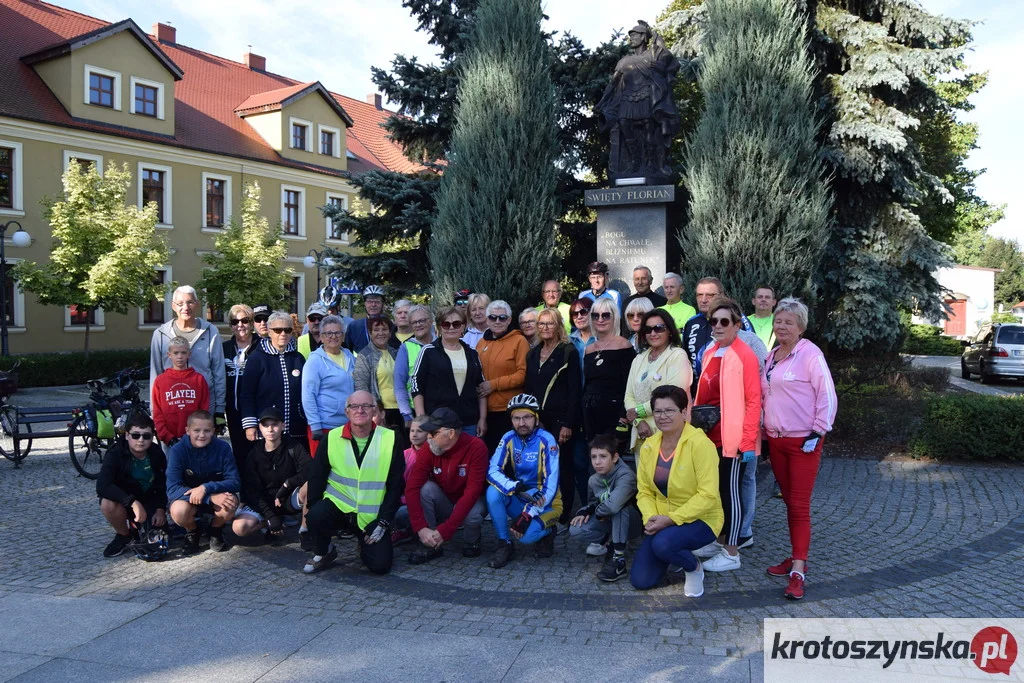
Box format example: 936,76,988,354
138,163,173,226
321,130,333,155
63,151,103,177
135,83,158,117
285,276,301,315
281,186,304,236
143,270,167,324
206,178,225,227
69,304,97,326
292,123,307,151
0,147,12,209
3,274,15,328
89,74,115,108
325,193,349,243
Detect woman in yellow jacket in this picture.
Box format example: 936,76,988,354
630,384,723,597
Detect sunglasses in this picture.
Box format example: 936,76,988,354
643,324,668,335
454,299,469,306
254,316,270,323
626,312,644,319
307,315,323,323
590,311,612,321
487,314,510,322
571,309,590,318
440,320,464,330
128,432,153,440
229,317,251,326
709,317,734,327
270,327,293,334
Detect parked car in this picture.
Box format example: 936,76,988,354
961,323,1024,383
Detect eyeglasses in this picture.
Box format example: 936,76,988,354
229,317,251,326
542,289,559,294
537,321,556,328
127,432,154,440
347,403,375,412
643,324,668,335
270,327,293,334
254,316,270,324
487,314,510,322
440,320,464,330
571,309,590,318
322,331,343,337
411,318,430,326
709,317,734,327
307,315,323,323
590,311,612,321
653,409,680,418
173,300,198,308
454,299,468,306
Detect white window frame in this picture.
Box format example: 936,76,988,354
317,124,341,158
324,192,350,245
64,305,105,332
201,172,232,232
0,139,24,217
280,184,306,239
137,265,172,330
84,65,122,111
62,150,104,177
3,257,26,332
129,76,166,120
289,117,313,152
288,272,306,316
137,162,173,229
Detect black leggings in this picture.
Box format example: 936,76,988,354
718,453,747,547
305,499,393,574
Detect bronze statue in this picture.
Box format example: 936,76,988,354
597,20,681,182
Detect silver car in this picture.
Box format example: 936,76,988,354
961,323,1024,383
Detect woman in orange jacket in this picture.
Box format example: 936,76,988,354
477,300,530,453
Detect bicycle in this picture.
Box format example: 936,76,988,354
68,368,150,479
0,361,33,464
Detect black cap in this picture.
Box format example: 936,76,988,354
420,407,462,432
252,304,271,319
587,261,609,274
258,406,284,423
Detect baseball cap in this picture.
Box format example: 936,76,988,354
420,407,462,433
252,304,271,320
306,302,328,317
258,406,284,423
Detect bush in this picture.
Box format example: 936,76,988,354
910,394,1024,461
831,392,926,445
901,324,963,356
0,349,149,388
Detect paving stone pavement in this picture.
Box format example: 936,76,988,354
2,396,1023,680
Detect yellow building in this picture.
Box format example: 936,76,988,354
0,1,425,354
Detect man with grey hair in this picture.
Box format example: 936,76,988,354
661,273,696,331
150,285,226,426
622,265,667,312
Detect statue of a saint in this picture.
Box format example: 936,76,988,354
597,20,681,181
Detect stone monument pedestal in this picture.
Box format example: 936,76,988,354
584,184,676,300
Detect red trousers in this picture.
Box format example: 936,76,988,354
767,435,822,561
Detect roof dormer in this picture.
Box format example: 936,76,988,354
21,19,182,137
235,81,353,171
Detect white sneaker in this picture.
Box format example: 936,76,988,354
683,563,705,597
701,549,741,572
693,541,724,559
586,542,607,557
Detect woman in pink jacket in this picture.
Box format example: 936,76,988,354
761,298,837,601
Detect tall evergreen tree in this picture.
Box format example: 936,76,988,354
679,0,831,306
428,0,559,308
663,0,987,351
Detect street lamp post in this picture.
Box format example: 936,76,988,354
302,248,335,292
0,221,32,357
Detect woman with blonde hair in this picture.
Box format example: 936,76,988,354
224,303,260,469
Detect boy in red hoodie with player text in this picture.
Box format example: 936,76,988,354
152,337,210,447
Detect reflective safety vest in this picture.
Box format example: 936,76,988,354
297,333,317,360
324,426,395,530
403,338,426,393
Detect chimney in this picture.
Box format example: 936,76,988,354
244,52,266,71
153,22,176,45
367,93,382,110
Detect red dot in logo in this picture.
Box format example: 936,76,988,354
971,626,1017,675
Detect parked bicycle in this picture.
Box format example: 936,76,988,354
0,361,32,463
68,368,150,479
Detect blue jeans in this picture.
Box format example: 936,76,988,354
739,458,756,538
486,487,551,545
630,520,716,590
462,425,477,436
568,505,642,545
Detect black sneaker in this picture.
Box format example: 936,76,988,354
103,533,132,558
408,546,444,565
534,531,555,559
462,542,482,558
598,553,628,582
209,531,229,552
737,535,754,549
337,529,356,540
303,545,338,574
489,540,515,568
182,530,202,555
299,530,314,552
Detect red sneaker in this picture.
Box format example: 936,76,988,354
766,557,793,577
784,571,805,600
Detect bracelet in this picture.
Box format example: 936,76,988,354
636,405,647,419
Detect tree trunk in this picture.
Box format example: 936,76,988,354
83,312,91,361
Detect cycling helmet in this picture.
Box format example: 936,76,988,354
507,393,540,415
130,523,169,562
318,284,339,309
362,285,385,298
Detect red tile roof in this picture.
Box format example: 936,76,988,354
0,0,428,177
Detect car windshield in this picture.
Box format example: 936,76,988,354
996,326,1024,345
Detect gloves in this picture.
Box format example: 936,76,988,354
802,432,823,453
267,516,284,534
575,503,597,519
311,429,325,441
740,450,756,463
364,518,390,544
511,509,534,535
215,413,227,435
275,484,290,505
513,481,528,495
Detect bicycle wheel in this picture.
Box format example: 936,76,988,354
0,404,25,463
68,413,111,479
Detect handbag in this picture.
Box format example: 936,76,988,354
690,405,721,433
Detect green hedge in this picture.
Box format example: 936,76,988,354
901,324,963,356
0,349,149,388
910,394,1024,461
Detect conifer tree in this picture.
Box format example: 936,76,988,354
679,0,831,307
427,0,559,309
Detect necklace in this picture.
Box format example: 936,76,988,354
539,343,558,364
593,337,612,366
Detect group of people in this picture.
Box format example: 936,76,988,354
96,266,835,599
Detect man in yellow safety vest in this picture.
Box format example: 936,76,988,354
302,390,405,574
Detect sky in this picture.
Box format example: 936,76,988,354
64,0,1022,245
